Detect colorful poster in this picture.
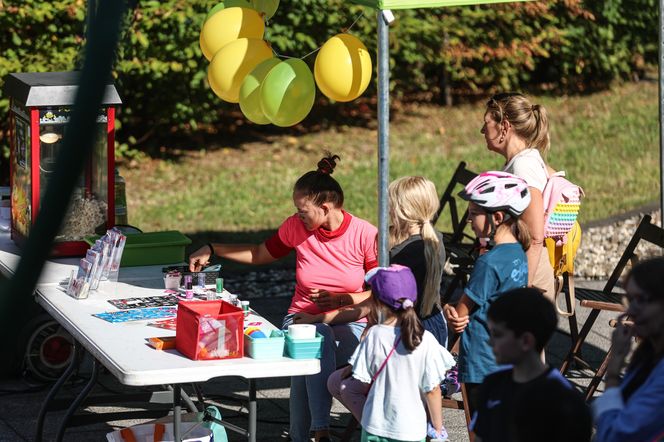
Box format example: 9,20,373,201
93,307,177,323
14,117,27,169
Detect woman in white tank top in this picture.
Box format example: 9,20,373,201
480,92,555,300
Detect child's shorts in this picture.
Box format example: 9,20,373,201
361,429,425,442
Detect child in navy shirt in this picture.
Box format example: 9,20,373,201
471,287,583,442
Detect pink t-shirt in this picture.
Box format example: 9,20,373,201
265,211,378,314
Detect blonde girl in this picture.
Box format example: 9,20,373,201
388,176,447,345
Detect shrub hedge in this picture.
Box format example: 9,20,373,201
0,0,657,159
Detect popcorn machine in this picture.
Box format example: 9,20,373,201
3,71,122,256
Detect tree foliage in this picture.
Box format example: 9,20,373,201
0,0,657,159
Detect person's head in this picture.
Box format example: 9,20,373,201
459,171,531,250
388,176,439,245
487,287,557,363
292,153,344,231
621,257,664,399
366,265,424,351
624,257,664,343
510,379,591,442
482,92,550,157
388,176,442,317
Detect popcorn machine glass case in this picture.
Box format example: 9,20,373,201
3,72,122,257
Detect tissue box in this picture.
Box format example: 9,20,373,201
284,332,324,359
244,331,285,360
176,300,244,360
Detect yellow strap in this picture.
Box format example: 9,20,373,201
545,221,582,276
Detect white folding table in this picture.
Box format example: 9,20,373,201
0,232,320,441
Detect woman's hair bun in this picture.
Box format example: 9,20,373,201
316,153,340,175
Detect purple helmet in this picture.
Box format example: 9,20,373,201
459,171,531,217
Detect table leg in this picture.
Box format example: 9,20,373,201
56,356,99,442
35,342,79,442
166,384,198,413
248,378,256,442
173,384,181,441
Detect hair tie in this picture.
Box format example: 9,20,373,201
401,299,414,309
319,158,334,174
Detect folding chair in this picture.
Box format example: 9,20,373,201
559,215,664,400
433,161,479,302
432,161,478,246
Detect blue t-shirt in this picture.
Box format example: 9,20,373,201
458,243,527,384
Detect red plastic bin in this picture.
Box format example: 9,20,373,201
176,300,244,360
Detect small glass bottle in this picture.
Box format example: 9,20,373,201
241,300,250,317
216,277,224,294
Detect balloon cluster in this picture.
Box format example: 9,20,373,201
200,1,372,127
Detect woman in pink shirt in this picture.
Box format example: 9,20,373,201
189,153,378,442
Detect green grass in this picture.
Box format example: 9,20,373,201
124,81,659,237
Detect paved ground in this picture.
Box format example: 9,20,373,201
0,277,614,442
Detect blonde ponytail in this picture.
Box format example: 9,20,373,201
388,176,444,318
420,221,443,317
530,104,550,156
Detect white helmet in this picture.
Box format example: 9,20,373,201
459,171,531,218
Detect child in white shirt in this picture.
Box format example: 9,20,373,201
347,265,455,441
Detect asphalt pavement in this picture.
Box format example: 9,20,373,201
0,277,614,442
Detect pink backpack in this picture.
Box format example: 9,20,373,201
542,171,584,246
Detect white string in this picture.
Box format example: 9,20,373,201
270,11,365,61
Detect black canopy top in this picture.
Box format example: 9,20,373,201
2,71,122,107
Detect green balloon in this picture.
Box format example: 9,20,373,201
239,58,281,125
260,59,315,127
205,0,253,22
251,0,279,19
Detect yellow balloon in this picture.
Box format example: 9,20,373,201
314,34,372,102
200,7,265,61
208,38,273,103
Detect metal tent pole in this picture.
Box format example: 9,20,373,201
658,0,664,227
377,11,390,266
